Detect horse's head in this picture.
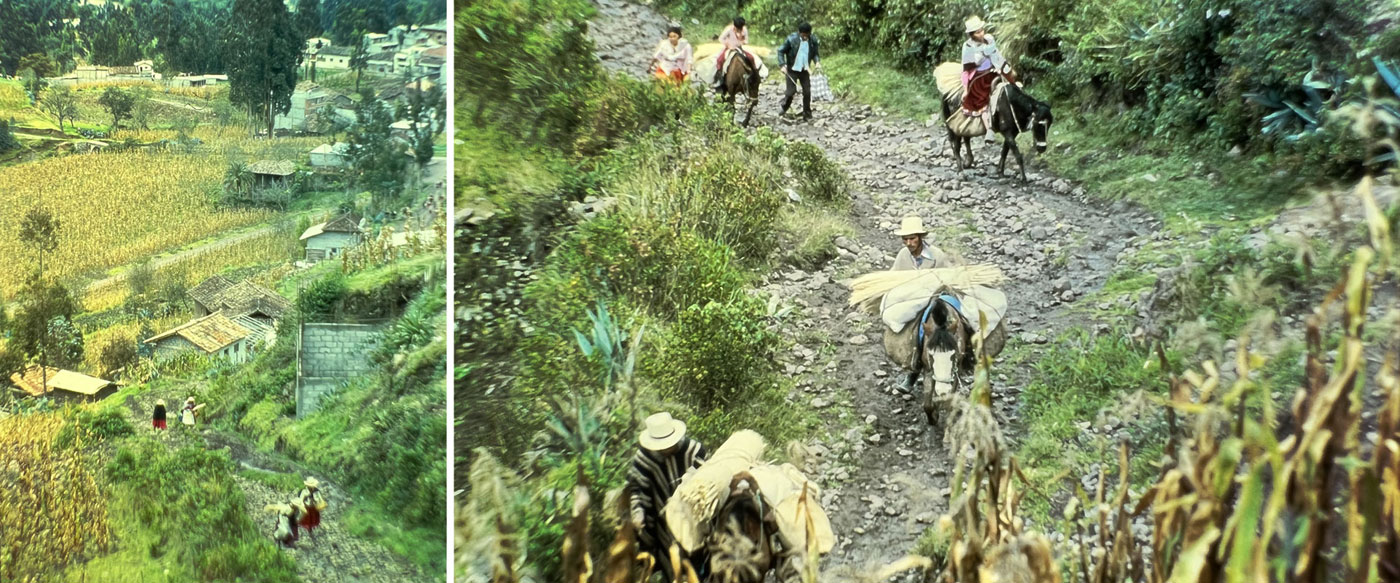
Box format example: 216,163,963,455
924,300,963,399
709,477,772,583
1031,102,1053,154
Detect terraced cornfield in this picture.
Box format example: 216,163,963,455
0,150,271,294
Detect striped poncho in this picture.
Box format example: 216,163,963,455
627,437,708,576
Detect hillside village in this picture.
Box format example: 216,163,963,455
0,1,448,581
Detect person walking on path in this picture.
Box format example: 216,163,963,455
778,22,821,121
627,412,708,581
152,399,167,430
298,477,326,540
180,397,204,427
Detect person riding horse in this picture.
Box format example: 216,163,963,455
651,26,694,84
890,216,953,391
712,17,758,91
960,16,1017,143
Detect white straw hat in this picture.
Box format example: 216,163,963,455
896,216,930,237
639,412,687,451
965,16,987,34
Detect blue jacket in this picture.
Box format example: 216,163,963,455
777,32,819,68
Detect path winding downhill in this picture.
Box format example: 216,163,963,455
120,394,434,582
588,0,1163,574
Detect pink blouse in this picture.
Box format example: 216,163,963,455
719,24,749,51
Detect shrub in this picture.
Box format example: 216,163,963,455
54,406,133,448
573,75,705,157
650,296,780,412
661,153,784,263
787,140,851,204
553,214,748,318
94,332,139,379
297,272,347,319
0,118,19,153
105,439,298,582
125,260,155,297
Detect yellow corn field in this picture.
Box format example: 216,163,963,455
0,412,110,582
83,227,299,313
0,150,270,296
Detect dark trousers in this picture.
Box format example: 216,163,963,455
781,68,811,117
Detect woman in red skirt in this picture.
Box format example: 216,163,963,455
961,16,1017,143
152,399,167,430
298,477,325,538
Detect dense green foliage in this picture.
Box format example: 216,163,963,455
348,96,408,203
1,0,444,78
0,118,19,153
54,406,133,448
457,0,600,146
660,0,1397,186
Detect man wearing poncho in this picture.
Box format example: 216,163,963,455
627,412,708,580
663,430,836,581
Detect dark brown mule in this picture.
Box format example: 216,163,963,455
719,49,761,127
940,82,1054,182
707,473,777,583
884,297,1008,426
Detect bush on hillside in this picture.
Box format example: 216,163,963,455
649,296,780,413
0,118,19,153
458,0,601,148
106,440,298,582
297,273,347,319
54,407,133,448
573,75,706,158
787,140,851,203
552,215,748,318
662,154,784,262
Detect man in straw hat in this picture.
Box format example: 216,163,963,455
961,15,1017,144
627,412,708,580
891,216,951,272
891,216,952,391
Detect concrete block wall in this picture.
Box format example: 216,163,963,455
296,322,382,418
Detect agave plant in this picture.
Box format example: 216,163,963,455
1245,69,1351,142
572,299,644,393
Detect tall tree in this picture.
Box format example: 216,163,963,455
348,94,406,206
14,209,70,397
98,87,134,133
0,0,73,77
40,86,78,132
406,76,445,185
18,206,59,281
324,0,386,46
295,0,322,40
349,34,370,92
12,280,80,396
226,0,302,138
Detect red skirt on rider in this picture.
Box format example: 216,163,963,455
962,70,997,114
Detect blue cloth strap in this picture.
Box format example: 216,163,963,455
939,294,962,315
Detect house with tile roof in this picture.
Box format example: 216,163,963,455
10,366,116,403
144,313,260,364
